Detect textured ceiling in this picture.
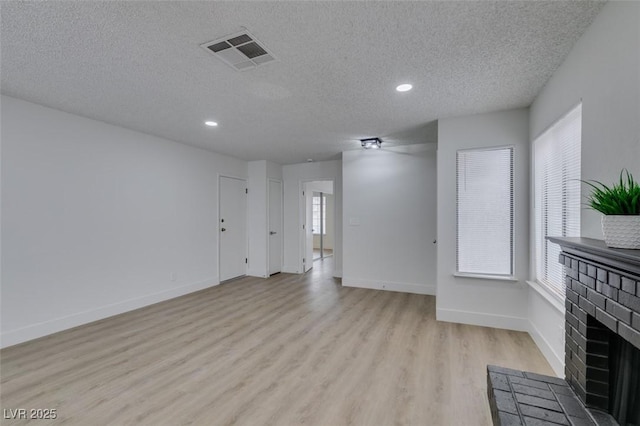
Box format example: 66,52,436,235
1,1,604,165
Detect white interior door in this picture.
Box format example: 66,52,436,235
219,176,247,282
268,180,282,275
304,186,313,272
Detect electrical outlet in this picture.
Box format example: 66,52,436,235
170,272,177,282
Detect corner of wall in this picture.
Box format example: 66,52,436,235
527,320,565,377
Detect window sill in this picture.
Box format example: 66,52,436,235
453,272,519,282
526,280,565,314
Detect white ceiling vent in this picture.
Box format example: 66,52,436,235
201,30,276,71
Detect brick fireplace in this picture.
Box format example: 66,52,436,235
551,237,640,424
488,237,640,425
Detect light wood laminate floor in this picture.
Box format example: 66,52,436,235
1,259,553,425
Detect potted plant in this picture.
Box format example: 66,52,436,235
583,169,640,249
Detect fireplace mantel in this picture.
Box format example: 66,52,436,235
547,237,640,276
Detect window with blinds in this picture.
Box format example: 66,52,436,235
534,103,582,298
456,146,514,276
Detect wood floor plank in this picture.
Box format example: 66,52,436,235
1,260,553,425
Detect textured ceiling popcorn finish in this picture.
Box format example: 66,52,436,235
0,1,605,164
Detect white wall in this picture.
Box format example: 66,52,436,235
437,109,530,330
306,181,334,194
1,96,248,347
527,284,565,377
531,2,639,240
342,148,437,295
527,1,640,377
247,161,267,278
282,160,342,276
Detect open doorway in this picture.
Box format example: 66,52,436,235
302,180,334,272
311,190,333,261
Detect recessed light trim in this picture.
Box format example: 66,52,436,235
205,121,218,127
396,83,413,92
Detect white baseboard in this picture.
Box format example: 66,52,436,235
0,278,218,349
528,320,565,377
436,307,528,331
342,277,436,295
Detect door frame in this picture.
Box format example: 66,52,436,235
267,178,283,275
218,174,248,283
298,178,335,274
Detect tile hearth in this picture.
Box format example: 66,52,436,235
487,365,597,426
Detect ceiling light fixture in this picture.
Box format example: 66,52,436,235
396,83,413,92
360,138,382,149
205,121,218,127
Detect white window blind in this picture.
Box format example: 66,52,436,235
534,103,582,298
456,146,514,276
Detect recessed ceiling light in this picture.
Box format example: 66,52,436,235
396,83,413,92
205,121,218,127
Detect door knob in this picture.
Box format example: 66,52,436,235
221,228,226,232
270,231,277,235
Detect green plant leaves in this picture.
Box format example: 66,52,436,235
582,169,640,215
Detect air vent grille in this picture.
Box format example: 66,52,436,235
208,41,231,53
201,30,276,71
227,34,252,46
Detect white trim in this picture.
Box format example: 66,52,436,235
528,319,565,378
436,307,528,331
342,277,436,295
333,268,343,278
0,278,218,349
526,280,565,313
453,272,519,282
